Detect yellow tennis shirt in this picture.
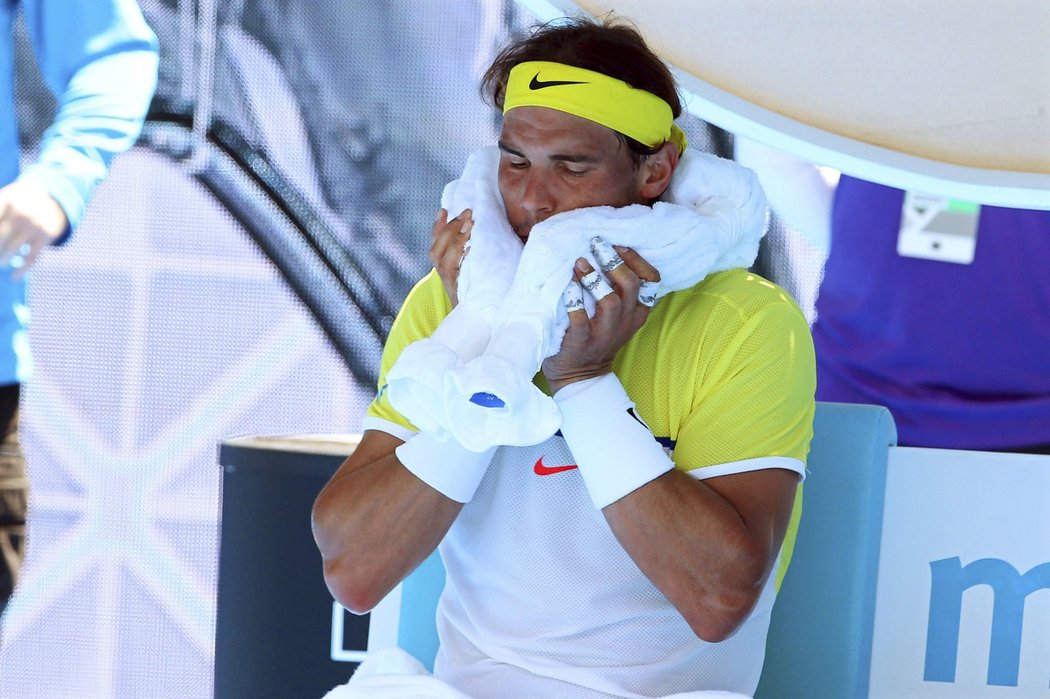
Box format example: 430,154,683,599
366,267,816,585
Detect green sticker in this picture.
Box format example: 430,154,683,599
946,199,980,215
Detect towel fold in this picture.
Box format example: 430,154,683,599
388,146,767,451
321,647,754,699
322,648,473,699
386,147,523,441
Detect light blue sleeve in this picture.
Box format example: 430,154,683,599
17,0,159,237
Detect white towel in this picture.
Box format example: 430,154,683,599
321,648,472,699
385,147,523,438
388,146,767,450
321,647,754,699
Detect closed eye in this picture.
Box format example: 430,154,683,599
498,142,530,170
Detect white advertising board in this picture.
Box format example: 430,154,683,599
869,447,1050,697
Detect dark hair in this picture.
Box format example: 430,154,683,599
481,16,682,163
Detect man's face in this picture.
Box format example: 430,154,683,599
497,106,648,240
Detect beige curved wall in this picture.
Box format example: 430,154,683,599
574,0,1050,175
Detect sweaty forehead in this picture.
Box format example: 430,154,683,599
499,106,623,156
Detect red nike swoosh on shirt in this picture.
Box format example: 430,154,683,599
533,456,578,476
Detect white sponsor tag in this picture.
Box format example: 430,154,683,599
897,192,980,264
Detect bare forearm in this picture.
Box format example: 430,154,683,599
312,451,461,613
604,468,797,641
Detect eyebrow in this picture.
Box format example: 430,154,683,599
497,141,600,164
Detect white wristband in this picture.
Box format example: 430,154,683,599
396,431,497,503
554,374,674,509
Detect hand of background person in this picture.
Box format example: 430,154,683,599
428,207,473,306
0,179,69,279
543,242,660,394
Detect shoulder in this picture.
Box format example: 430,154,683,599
653,268,809,341
392,270,452,335
684,267,800,308
404,269,449,305
619,267,814,407
380,270,451,374
647,270,816,467
367,271,450,431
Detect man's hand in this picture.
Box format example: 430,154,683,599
0,180,69,279
428,208,473,306
543,239,660,394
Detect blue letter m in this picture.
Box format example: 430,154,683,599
925,557,1050,686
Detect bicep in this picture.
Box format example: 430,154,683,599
327,429,406,485
674,304,815,472
677,303,813,543
696,467,801,562
312,428,406,559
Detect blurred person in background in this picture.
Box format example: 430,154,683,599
0,0,157,618
736,138,1050,454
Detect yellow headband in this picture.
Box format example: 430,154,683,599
503,61,687,153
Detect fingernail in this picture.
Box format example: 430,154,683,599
462,217,474,234
575,258,592,274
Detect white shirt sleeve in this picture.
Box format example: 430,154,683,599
734,136,838,253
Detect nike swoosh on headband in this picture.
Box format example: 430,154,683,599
529,73,587,90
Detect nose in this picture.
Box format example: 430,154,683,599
519,168,555,220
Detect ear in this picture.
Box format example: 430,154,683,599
638,141,681,201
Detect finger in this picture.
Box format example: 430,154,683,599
0,212,18,266
454,208,473,234
614,245,660,284
638,279,660,307
589,235,624,274
0,227,28,267
453,215,473,270
429,208,470,248
428,208,449,261
590,238,639,303
13,243,40,281
562,279,585,316
429,209,472,268
430,207,448,237
577,261,614,302
580,270,614,301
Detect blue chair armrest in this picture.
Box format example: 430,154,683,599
757,401,897,699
